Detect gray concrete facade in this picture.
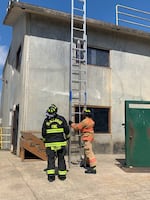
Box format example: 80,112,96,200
1,2,150,155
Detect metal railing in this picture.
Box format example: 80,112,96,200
7,0,19,12
116,4,150,32
0,127,11,150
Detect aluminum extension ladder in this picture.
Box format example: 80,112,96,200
68,0,87,167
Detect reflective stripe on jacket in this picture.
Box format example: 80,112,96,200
46,128,64,134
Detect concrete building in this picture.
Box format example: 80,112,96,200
1,1,150,155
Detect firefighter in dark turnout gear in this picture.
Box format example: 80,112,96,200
42,104,70,182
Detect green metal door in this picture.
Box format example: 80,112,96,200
125,100,150,167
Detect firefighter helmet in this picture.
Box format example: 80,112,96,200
83,109,92,117
48,104,57,114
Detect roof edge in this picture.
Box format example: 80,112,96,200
3,1,150,40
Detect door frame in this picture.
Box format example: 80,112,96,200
11,104,19,155
125,100,150,167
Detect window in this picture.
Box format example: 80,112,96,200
93,107,110,133
75,106,110,133
87,47,109,67
16,45,22,72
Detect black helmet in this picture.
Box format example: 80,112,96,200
47,104,57,114
46,104,57,118
83,109,92,118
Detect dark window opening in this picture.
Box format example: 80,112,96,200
75,106,110,133
87,47,109,67
16,45,22,72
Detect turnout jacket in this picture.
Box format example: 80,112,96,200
71,117,95,142
42,114,70,147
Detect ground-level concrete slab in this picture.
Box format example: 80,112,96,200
1,151,150,200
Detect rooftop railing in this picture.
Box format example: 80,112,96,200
116,4,150,32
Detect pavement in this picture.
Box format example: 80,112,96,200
1,151,150,200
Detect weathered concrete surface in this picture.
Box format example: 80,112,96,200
1,151,150,200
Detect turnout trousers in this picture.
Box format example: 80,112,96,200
46,146,67,178
84,140,96,167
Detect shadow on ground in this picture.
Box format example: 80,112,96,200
116,158,150,173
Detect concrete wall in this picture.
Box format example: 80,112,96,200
1,14,27,126
25,37,70,130
87,27,150,153
2,8,150,154
20,13,71,132
111,51,150,152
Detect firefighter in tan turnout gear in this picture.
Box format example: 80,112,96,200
69,109,97,174
42,104,70,182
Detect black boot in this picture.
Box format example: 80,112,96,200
80,160,90,169
58,175,66,181
80,160,86,168
85,167,96,174
48,175,55,182
43,168,48,172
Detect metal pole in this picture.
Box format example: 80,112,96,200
116,4,119,26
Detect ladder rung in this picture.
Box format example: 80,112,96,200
72,68,86,71
72,60,86,64
72,56,84,60
71,91,81,94
72,88,85,91
72,79,86,82
72,47,86,52
72,57,85,62
74,7,84,13
72,63,80,66
73,27,84,32
72,63,84,66
71,102,80,106
72,98,80,101
73,16,84,22
71,97,80,101
72,69,86,74
72,91,85,95
72,80,80,83
71,100,80,104
72,88,81,91
72,73,86,76
72,61,86,65
72,94,81,98
72,72,80,75
71,94,85,98
73,37,85,42
72,71,86,77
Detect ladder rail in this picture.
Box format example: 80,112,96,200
69,0,87,168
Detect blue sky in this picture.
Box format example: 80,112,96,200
0,0,150,91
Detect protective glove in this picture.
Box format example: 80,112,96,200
66,133,70,141
66,136,70,141
42,138,46,142
69,120,73,125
